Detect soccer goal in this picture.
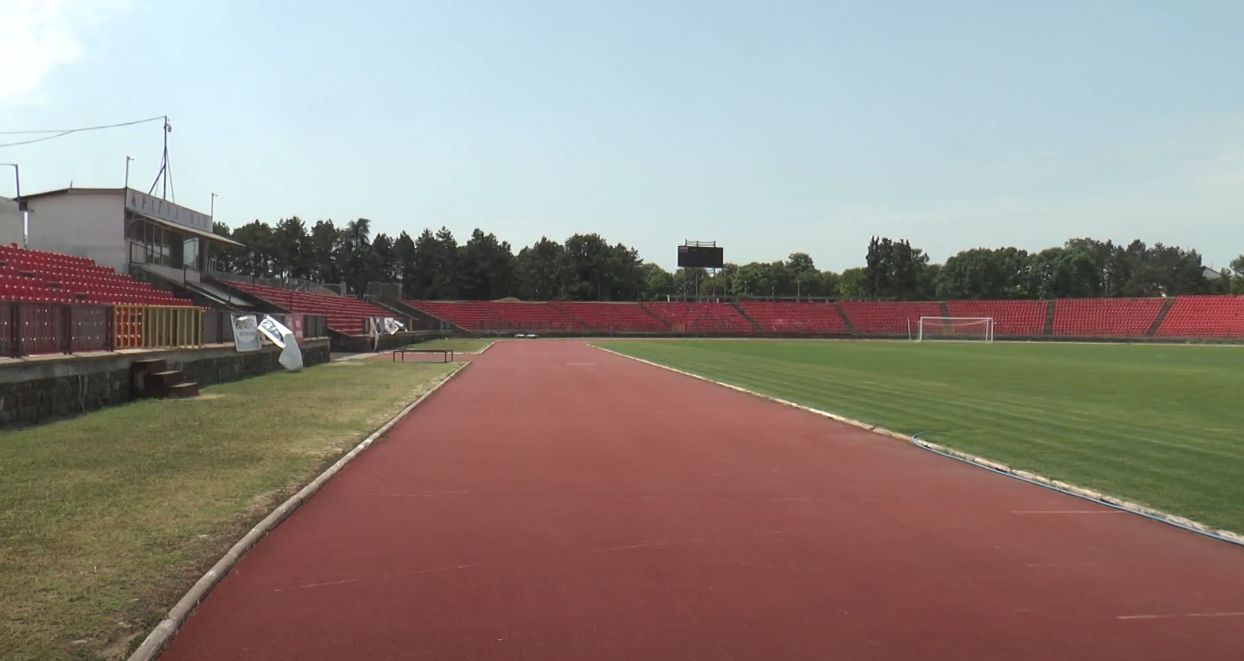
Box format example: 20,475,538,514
915,316,995,342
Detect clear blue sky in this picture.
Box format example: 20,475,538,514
2,0,1243,271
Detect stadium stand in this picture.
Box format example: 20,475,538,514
944,300,1048,337
0,244,191,306
737,301,849,335
406,300,583,332
640,302,754,334
837,301,943,336
550,301,670,332
228,281,391,335
401,296,1244,341
1155,295,1244,338
1051,298,1165,337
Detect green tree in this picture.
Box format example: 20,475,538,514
936,247,1031,299
459,229,516,299
370,233,397,282
211,221,238,272
640,263,675,300
393,231,417,294
514,237,564,300
231,220,276,278
864,237,932,299
306,220,342,283
559,234,613,300
838,267,869,299
338,218,373,295
1231,255,1244,294
786,252,819,298
271,217,310,279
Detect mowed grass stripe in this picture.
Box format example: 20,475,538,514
598,340,1244,533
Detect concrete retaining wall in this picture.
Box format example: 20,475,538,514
0,338,330,428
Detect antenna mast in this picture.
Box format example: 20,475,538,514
147,116,175,201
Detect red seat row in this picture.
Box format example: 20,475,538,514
945,300,1047,337
230,281,393,336
1051,298,1165,337
0,246,194,307
1155,296,1244,338
738,301,848,334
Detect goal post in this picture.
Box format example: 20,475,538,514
916,316,995,342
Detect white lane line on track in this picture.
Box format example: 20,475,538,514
579,541,670,554
1010,510,1124,515
1116,611,1244,621
274,578,361,593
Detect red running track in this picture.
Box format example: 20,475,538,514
163,340,1244,660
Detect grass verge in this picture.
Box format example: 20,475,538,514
597,340,1244,534
0,360,454,660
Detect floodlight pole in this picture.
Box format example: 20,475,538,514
2,163,28,248
210,192,218,219
124,155,134,190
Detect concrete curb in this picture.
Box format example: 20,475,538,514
128,361,471,661
592,345,1244,548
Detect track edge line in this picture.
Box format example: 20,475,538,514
591,344,1244,549
127,360,472,661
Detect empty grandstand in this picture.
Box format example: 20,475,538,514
551,301,670,332
1052,297,1167,338
640,302,755,334
738,301,850,335
837,301,944,336
945,300,1048,337
400,296,1244,342
1155,296,1244,338
229,281,396,336
0,244,193,306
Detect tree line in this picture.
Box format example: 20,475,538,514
211,219,1244,300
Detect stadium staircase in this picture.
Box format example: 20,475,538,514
728,301,764,332
1145,298,1177,336
736,301,851,335
1154,296,1244,339
225,281,393,336
1043,301,1056,336
832,302,855,335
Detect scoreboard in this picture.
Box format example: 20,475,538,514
677,242,724,268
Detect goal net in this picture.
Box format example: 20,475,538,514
916,316,995,342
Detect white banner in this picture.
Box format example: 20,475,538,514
259,315,303,371
258,315,292,348
232,315,261,352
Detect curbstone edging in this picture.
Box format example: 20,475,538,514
128,361,471,661
592,344,1244,548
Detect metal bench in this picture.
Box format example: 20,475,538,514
392,348,454,363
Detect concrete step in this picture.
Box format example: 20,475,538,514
130,358,170,396
144,370,186,398
167,382,200,399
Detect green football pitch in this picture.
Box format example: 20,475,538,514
596,339,1244,534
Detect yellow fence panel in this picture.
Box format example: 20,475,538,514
113,305,204,350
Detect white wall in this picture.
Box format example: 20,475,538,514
25,191,127,271
0,197,19,246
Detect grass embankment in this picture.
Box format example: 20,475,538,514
407,337,494,353
598,340,1244,533
0,360,454,660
